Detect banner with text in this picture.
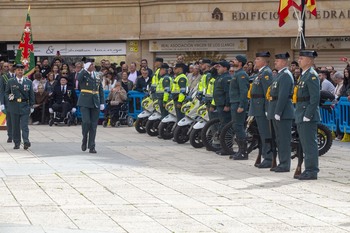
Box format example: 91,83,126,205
291,37,350,50
149,39,247,52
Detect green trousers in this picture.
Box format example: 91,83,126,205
80,107,100,149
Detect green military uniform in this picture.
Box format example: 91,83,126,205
248,64,273,162
156,69,173,118
0,72,13,142
295,52,320,179
267,66,295,171
5,74,34,149
171,71,188,121
212,65,231,132
78,69,105,152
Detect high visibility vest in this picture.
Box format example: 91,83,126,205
205,77,216,98
171,73,188,102
151,68,160,87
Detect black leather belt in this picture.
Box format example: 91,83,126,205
297,96,310,102
270,96,292,101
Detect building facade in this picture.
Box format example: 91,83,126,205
0,0,349,70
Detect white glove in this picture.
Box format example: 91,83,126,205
30,108,34,114
71,108,76,113
49,108,54,114
303,116,311,122
274,114,281,121
0,105,4,111
265,112,268,117
100,104,105,111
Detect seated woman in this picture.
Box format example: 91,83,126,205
31,84,49,125
104,82,127,125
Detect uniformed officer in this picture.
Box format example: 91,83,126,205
4,64,35,150
150,57,163,98
197,58,212,101
267,52,295,172
0,62,13,143
211,60,231,154
172,63,188,121
156,63,173,118
248,52,274,166
228,55,250,160
295,50,320,180
78,58,105,153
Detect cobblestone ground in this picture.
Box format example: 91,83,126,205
0,125,349,233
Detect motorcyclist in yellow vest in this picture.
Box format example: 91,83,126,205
156,63,173,118
172,63,188,121
197,58,212,101
150,57,163,98
206,62,219,120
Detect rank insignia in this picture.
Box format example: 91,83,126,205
264,75,269,80
312,77,316,80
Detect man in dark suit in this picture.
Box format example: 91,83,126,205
49,76,77,121
0,62,13,143
77,58,105,153
4,64,35,150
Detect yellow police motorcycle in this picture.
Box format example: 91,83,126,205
173,97,201,144
158,100,177,139
134,95,154,133
189,103,209,148
145,99,161,136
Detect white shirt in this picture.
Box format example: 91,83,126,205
128,71,138,84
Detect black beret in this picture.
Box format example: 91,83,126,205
14,64,25,69
175,63,185,69
59,76,68,81
160,63,169,69
236,55,247,64
256,51,271,57
299,50,318,58
155,57,164,63
275,52,290,59
219,60,230,69
201,58,211,64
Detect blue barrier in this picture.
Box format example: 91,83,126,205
338,97,350,133
319,101,337,133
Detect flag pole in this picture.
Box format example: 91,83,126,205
301,0,306,50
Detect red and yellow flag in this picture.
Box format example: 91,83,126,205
278,0,301,27
15,6,35,76
306,0,317,16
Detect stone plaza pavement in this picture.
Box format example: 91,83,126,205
0,125,349,233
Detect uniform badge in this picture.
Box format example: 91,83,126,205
312,77,316,80
23,85,28,91
241,76,245,79
264,75,269,80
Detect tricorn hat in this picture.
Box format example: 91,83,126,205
14,63,25,69
299,50,318,58
160,63,169,69
256,51,271,57
275,52,290,59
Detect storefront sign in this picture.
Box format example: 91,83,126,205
7,43,126,56
291,37,350,50
149,39,247,52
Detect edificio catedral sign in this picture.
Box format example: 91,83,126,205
232,9,350,21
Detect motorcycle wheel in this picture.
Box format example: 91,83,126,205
201,118,221,152
146,119,161,136
189,128,203,148
219,121,238,154
317,123,332,156
135,118,147,133
173,125,190,144
158,121,175,140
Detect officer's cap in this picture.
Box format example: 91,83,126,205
299,50,318,58
160,63,169,69
236,55,247,65
210,61,218,66
14,64,25,69
8,59,15,65
218,60,230,69
155,57,164,63
256,51,271,58
201,58,211,64
59,76,68,81
175,63,185,69
275,52,290,59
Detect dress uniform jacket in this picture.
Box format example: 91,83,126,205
267,67,295,120
295,67,320,124
50,84,78,108
5,78,35,115
213,72,231,107
0,73,11,107
248,66,273,116
229,68,249,108
77,70,104,109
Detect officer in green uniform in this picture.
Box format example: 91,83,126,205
295,50,320,180
211,60,231,154
150,57,163,98
267,52,295,172
4,64,35,150
0,62,13,143
78,58,105,153
248,52,274,166
156,63,173,118
228,55,250,160
172,63,188,121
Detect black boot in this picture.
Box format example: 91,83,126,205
233,139,248,160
